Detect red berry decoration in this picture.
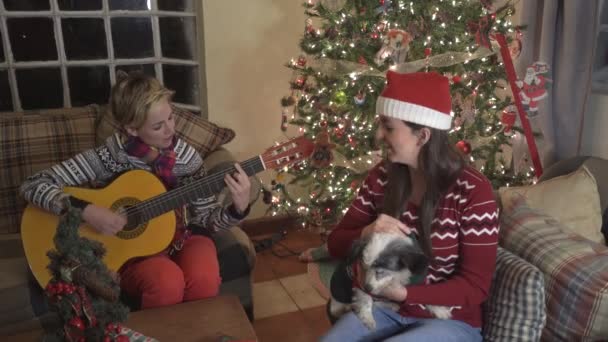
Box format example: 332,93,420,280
69,317,85,330
116,335,130,342
453,75,461,84
424,47,432,57
103,337,112,342
456,140,472,155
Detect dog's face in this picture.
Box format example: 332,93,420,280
348,232,428,295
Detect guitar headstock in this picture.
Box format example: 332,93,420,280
261,136,314,171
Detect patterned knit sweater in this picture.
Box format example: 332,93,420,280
20,133,243,233
327,162,499,328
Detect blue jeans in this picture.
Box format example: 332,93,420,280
320,306,482,342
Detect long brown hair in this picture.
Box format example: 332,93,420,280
382,121,464,257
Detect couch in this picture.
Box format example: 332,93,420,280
0,105,260,337
487,156,608,341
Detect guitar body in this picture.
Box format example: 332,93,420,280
21,170,176,287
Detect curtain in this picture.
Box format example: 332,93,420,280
514,0,600,170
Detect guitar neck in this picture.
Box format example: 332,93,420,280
131,156,265,224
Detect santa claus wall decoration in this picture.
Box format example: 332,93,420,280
515,61,551,116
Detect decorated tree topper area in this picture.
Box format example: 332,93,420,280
270,0,547,228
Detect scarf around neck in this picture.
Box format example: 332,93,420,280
124,135,177,189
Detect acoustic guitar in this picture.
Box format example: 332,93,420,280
21,136,314,287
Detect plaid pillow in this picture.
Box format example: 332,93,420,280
500,198,608,341
0,107,98,234
95,105,235,157
483,247,546,342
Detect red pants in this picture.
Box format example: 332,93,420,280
120,235,221,309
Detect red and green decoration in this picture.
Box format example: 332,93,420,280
270,0,543,228
44,204,157,342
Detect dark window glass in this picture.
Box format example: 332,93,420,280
57,0,102,11
0,70,13,111
163,64,198,105
62,18,107,60
111,17,153,58
158,0,194,12
109,0,150,11
68,66,110,106
8,18,57,62
16,68,63,110
3,0,50,11
116,64,156,78
159,17,196,60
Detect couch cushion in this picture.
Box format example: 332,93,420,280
500,197,608,341
96,105,235,157
483,247,546,342
499,165,604,244
0,106,98,234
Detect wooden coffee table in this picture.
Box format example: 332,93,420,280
4,295,257,341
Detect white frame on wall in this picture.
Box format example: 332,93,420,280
0,0,204,113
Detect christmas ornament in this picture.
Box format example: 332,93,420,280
424,47,432,57
452,75,462,84
501,105,517,134
280,108,289,131
305,18,317,36
354,90,366,105
332,90,347,105
456,140,472,155
509,31,522,59
375,0,392,14
374,29,412,65
467,16,492,49
311,131,336,168
358,56,367,65
297,55,307,67
453,92,476,125
515,61,551,115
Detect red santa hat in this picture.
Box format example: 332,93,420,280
376,71,452,130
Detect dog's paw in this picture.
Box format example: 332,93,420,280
352,288,376,330
427,305,452,319
352,288,373,307
359,313,377,330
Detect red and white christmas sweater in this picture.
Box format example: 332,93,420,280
327,162,499,328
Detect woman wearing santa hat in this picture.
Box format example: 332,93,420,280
321,71,498,341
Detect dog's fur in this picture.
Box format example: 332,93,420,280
328,232,452,330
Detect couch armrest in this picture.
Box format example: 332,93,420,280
203,148,261,207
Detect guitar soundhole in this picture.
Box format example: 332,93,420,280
111,197,147,240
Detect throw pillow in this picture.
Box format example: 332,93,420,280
0,107,98,234
95,105,235,157
500,198,608,341
482,247,546,342
498,165,604,244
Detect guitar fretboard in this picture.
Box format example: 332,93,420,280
126,156,265,226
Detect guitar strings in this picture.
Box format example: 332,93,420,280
121,157,262,219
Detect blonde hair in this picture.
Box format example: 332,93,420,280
109,71,174,129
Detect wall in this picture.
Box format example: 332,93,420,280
201,0,306,218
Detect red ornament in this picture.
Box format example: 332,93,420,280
116,335,130,342
358,56,367,65
379,0,385,5
297,56,307,67
501,107,517,133
103,337,112,342
424,47,432,57
69,317,85,331
490,13,497,20
370,33,379,39
452,75,461,84
456,140,472,155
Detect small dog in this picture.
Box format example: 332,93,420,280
328,232,452,330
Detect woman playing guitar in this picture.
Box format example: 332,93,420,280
21,71,252,309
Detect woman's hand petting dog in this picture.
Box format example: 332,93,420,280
361,214,411,238
378,283,408,302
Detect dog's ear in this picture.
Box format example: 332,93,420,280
406,252,429,275
346,237,368,265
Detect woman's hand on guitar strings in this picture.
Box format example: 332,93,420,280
82,204,127,235
224,163,251,214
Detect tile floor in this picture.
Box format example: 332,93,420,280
250,229,332,341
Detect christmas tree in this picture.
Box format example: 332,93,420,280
268,0,535,228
